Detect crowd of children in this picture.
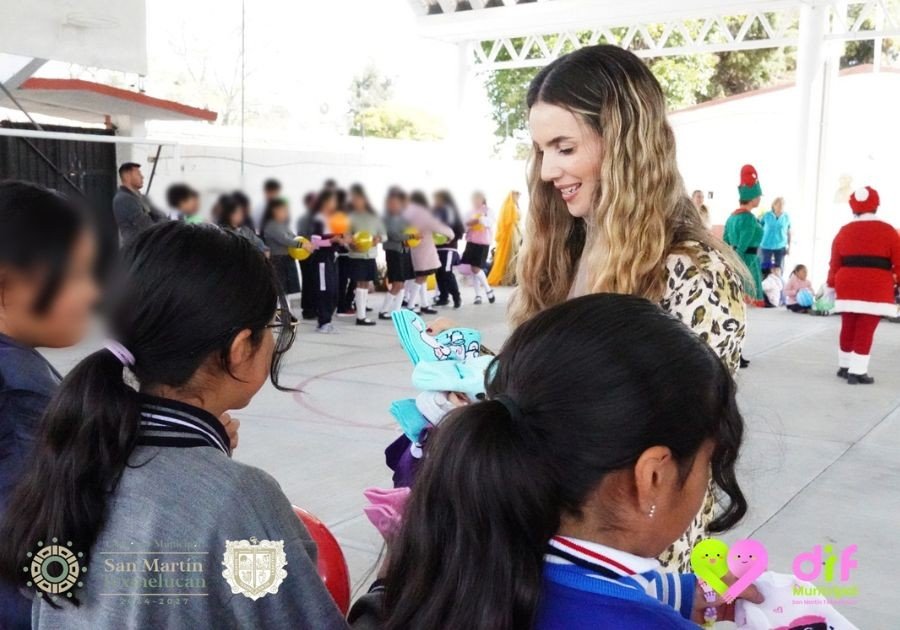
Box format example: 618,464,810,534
162,177,501,334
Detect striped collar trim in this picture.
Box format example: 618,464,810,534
136,394,230,457
546,536,660,577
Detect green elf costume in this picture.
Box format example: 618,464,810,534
724,164,765,304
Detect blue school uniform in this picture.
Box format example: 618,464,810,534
0,332,61,628
537,537,697,629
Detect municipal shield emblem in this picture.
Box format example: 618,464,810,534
222,537,287,600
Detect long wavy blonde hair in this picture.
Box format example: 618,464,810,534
510,45,742,327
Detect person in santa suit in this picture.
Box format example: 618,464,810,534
724,165,765,307
828,186,900,384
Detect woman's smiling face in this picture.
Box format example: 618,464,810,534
528,102,603,218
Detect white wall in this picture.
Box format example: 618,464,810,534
671,69,900,283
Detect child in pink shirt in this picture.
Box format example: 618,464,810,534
784,264,814,313
460,191,496,304
404,190,454,315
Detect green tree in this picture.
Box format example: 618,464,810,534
705,15,795,98
706,47,793,98
348,65,393,134
352,104,445,141
840,4,899,67
648,55,718,108
484,67,537,138
643,23,718,108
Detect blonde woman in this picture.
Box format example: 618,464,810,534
513,45,748,571
759,196,791,272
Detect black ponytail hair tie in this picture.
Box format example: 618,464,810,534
493,394,522,421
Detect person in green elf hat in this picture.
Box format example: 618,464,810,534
724,164,765,307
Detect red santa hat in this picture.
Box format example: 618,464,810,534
849,186,879,214
738,165,762,202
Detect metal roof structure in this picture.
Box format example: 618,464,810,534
405,0,900,277
406,0,900,68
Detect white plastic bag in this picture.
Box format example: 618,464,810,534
735,571,859,630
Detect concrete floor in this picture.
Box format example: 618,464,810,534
43,287,898,628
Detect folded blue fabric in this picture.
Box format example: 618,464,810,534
391,309,481,365
434,327,482,361
411,355,494,399
390,399,430,443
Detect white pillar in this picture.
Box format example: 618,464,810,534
444,41,480,189
451,41,476,144
796,2,839,281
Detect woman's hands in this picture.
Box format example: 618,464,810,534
424,317,457,336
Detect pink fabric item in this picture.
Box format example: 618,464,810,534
783,275,813,305
404,203,453,272
363,487,411,539
311,234,333,248
465,207,493,245
773,615,827,630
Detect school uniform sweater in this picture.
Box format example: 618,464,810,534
346,536,697,629
262,221,300,257
403,203,453,272
539,536,696,628
539,564,697,629
0,333,61,628
348,212,386,260
32,395,347,630
433,204,464,250
382,214,409,253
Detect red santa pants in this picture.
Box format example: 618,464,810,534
839,313,880,355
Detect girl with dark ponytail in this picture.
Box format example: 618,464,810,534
381,294,752,629
0,222,346,629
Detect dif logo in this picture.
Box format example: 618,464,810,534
792,544,857,583
691,539,858,603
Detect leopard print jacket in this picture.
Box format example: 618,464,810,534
657,242,746,572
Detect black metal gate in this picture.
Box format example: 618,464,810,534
0,121,119,271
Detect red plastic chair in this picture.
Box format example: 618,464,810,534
292,506,351,614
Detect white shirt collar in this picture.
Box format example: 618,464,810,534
553,535,661,574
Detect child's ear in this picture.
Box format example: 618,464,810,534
633,446,676,509
228,329,255,371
